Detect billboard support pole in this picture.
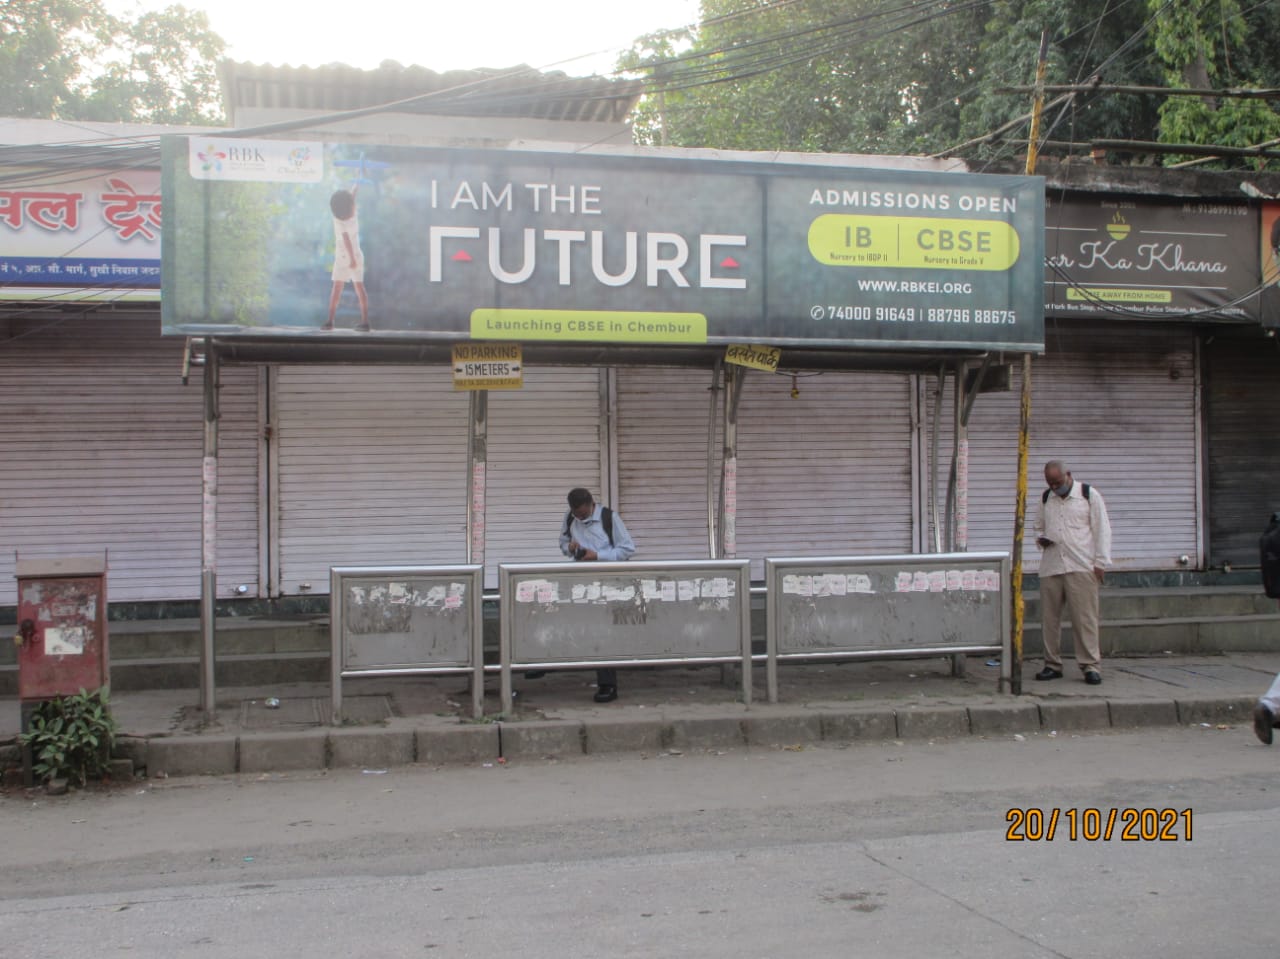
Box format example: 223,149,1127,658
1010,29,1050,696
466,390,488,566
707,360,722,559
199,343,220,716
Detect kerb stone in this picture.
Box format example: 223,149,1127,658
148,735,237,778
968,702,1042,735
743,712,823,747
1175,696,1256,726
239,731,327,773
416,725,500,765
896,706,970,739
583,718,664,755
328,729,415,769
818,708,896,742
663,716,745,751
500,720,584,759
1038,700,1111,731
1108,699,1178,728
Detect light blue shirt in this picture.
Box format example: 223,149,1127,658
559,504,636,562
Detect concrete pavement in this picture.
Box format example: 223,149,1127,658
1,652,1277,780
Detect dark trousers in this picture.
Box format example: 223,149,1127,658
596,668,617,688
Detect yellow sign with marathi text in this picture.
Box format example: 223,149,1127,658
725,344,781,372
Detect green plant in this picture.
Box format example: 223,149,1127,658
20,687,118,786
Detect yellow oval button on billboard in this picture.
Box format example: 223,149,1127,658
808,214,1021,271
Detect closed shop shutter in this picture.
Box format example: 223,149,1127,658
616,367,720,563
274,366,602,593
0,314,260,605
616,367,914,579
274,365,468,595
928,322,1198,570
484,369,604,587
1205,331,1280,566
735,370,915,577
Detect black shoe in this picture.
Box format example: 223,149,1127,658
1084,669,1102,686
1255,703,1275,746
522,671,547,679
1034,667,1063,681
593,685,618,703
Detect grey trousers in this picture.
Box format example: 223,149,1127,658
1040,571,1102,672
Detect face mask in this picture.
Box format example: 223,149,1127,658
1053,483,1071,497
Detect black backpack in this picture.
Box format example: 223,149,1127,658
1261,513,1280,599
1042,483,1090,504
564,506,614,547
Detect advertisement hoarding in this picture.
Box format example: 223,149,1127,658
162,137,1046,351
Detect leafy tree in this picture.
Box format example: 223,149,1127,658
0,0,225,123
0,0,111,118
1147,0,1280,166
622,0,990,156
959,0,1168,162
618,0,1280,167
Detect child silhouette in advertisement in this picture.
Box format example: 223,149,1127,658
324,185,369,331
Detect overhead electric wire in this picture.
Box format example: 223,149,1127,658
934,0,1181,162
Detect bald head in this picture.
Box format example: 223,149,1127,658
1044,460,1071,493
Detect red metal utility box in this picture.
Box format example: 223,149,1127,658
15,556,110,701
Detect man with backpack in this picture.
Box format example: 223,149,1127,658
1252,513,1280,745
559,487,636,702
1033,460,1112,686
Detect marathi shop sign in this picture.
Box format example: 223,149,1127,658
162,137,1045,350
0,169,161,300
1045,193,1261,322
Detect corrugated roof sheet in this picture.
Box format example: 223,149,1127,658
219,61,642,126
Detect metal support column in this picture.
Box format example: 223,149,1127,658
466,390,488,567
719,366,745,560
199,344,220,716
465,389,488,717
717,366,745,689
1010,29,1051,696
706,360,722,559
929,364,946,552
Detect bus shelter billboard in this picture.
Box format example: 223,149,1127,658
161,137,1045,351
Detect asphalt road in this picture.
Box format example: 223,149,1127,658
1,726,1278,958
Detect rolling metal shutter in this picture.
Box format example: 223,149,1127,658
1205,331,1280,566
616,367,915,579
273,365,468,595
616,367,720,562
735,370,915,577
928,322,1199,570
0,314,260,605
274,365,602,593
484,368,604,587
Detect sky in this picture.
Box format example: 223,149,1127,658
105,0,703,76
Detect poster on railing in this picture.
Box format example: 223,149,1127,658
767,552,1009,657
501,561,750,664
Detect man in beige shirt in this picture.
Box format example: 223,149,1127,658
1034,460,1112,685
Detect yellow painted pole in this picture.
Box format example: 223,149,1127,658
1010,30,1050,696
